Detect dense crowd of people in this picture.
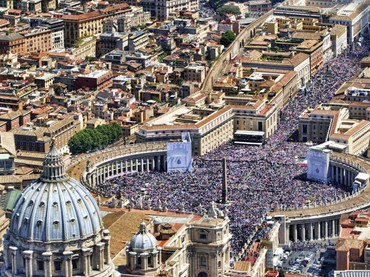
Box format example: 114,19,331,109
99,41,369,255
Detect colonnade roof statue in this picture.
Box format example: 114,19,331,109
2,141,118,277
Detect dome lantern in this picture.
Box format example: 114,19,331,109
40,139,68,182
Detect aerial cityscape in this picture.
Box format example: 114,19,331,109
0,0,368,276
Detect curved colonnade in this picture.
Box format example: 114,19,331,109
66,142,167,198
271,153,370,243
67,144,370,242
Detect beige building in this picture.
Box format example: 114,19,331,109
299,103,370,155
138,0,199,20
136,94,277,155
71,37,96,60
329,0,370,43
128,31,149,51
184,65,206,84
62,11,104,48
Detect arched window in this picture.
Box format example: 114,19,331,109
198,272,208,277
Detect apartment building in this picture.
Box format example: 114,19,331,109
20,0,41,12
128,31,148,51
184,65,206,83
336,211,370,271
116,8,151,32
242,51,310,86
295,39,324,76
0,33,25,55
11,114,82,153
139,0,199,20
96,32,128,57
75,70,113,91
20,27,52,53
62,11,104,48
331,24,347,57
0,110,31,131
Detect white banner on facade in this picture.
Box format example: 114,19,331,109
307,148,331,183
167,142,193,172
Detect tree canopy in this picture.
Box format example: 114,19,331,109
68,122,122,154
216,6,241,16
220,30,236,48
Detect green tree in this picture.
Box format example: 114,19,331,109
245,13,250,18
271,46,280,52
68,123,122,154
220,30,236,48
174,77,184,86
216,6,241,16
54,86,64,95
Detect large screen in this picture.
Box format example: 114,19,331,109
307,148,330,183
167,142,193,172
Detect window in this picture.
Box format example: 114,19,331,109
38,260,44,271
302,124,307,134
200,256,207,267
200,233,207,239
54,261,61,271
72,258,79,270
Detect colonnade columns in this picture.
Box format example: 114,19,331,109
324,221,328,239
300,224,306,241
63,251,73,277
314,222,320,240
23,250,33,277
331,165,334,182
293,225,298,242
42,252,52,277
156,156,160,171
331,220,336,237
309,223,313,241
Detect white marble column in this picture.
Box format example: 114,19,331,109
63,251,73,277
23,250,33,277
301,224,306,241
129,252,137,271
103,235,111,264
293,225,298,242
316,222,321,240
331,219,336,237
309,223,313,241
94,242,105,270
82,248,92,277
324,221,328,239
140,253,149,270
42,252,52,277
10,246,18,275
